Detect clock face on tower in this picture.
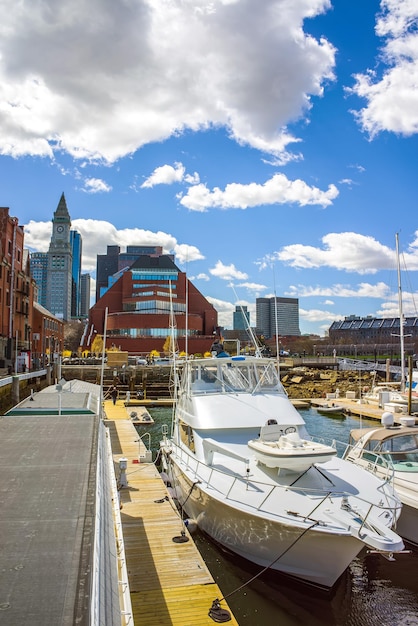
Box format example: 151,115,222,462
57,225,64,233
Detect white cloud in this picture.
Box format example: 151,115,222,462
205,296,236,328
350,0,418,136
190,273,210,282
23,220,52,252
378,289,418,317
299,307,342,324
179,173,339,211
0,0,335,162
141,162,200,188
209,260,248,281
236,281,268,291
286,281,391,298
81,177,112,193
173,243,205,264
349,163,366,173
23,218,203,272
269,232,418,273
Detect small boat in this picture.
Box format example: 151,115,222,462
248,423,337,472
160,355,404,588
345,412,418,545
315,403,346,417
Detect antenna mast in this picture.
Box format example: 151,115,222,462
273,267,280,375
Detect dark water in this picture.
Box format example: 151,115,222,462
135,407,418,626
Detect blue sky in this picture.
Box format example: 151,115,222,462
1,0,418,336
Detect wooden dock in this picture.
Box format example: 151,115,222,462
310,397,416,423
103,399,239,626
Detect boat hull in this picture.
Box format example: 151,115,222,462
166,457,364,588
316,406,346,417
395,502,418,545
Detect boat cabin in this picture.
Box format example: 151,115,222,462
182,357,286,396
349,425,418,472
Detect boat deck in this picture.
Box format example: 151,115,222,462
103,399,239,626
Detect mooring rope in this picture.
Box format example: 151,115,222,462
208,520,320,622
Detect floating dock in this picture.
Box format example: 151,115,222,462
0,380,121,626
310,397,417,423
104,399,239,626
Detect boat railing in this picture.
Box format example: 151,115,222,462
172,443,401,527
311,434,398,484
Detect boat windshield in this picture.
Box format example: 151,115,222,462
377,434,418,471
189,359,285,394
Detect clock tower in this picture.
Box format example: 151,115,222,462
46,193,73,321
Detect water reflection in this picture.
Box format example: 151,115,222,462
193,533,418,626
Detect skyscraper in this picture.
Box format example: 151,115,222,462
30,252,48,307
45,193,73,321
70,230,82,317
256,297,300,338
96,245,120,302
80,273,91,318
233,305,250,330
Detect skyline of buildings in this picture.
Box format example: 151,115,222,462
27,196,304,340
2,194,417,369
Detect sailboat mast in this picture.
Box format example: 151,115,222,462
273,268,280,376
396,233,406,391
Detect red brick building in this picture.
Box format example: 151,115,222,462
0,208,34,370
82,255,218,356
0,207,64,371
31,302,65,369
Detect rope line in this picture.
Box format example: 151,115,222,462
218,520,320,603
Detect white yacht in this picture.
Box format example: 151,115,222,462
160,356,404,588
345,413,418,545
